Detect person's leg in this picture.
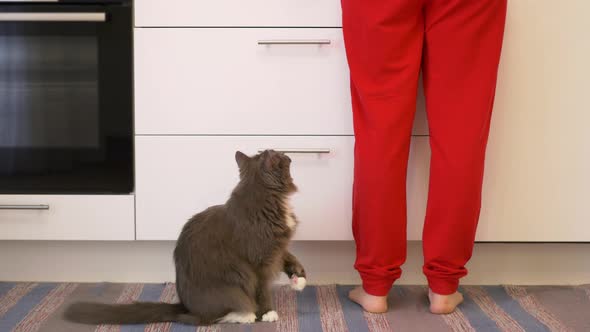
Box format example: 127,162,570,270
341,0,425,312
421,0,507,313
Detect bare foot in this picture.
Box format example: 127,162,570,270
348,286,388,313
428,289,464,314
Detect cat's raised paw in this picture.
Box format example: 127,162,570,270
261,310,279,322
219,312,257,324
291,276,306,291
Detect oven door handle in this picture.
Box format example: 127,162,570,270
0,12,106,22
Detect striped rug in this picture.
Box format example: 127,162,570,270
1,283,589,332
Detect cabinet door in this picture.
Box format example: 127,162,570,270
135,136,430,240
475,0,590,241
0,195,134,240
135,28,352,135
135,0,342,28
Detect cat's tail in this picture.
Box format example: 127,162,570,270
63,301,200,325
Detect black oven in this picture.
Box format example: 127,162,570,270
0,0,133,194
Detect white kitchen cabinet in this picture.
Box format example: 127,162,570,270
0,195,134,240
477,123,590,241
135,0,342,28
474,0,590,241
135,136,431,241
135,28,352,135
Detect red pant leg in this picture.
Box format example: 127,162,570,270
422,0,507,295
342,0,425,296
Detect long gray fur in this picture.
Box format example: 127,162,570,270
63,150,306,325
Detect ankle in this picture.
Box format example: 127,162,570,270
428,289,464,314
349,286,388,313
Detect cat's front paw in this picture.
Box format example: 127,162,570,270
261,310,279,322
290,276,306,291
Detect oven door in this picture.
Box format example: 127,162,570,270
0,2,133,194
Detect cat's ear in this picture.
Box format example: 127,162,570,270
235,151,250,168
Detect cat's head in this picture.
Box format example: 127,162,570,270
235,150,297,194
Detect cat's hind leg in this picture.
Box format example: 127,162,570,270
216,286,258,324
181,286,257,325
218,312,257,324
217,288,258,323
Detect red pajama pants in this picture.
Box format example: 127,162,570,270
342,0,507,296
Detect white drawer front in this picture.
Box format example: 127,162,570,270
135,0,342,27
0,195,134,240
135,28,352,135
135,136,430,241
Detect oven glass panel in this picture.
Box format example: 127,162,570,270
0,4,133,194
0,35,100,148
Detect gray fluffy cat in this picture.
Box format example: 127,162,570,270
64,150,307,325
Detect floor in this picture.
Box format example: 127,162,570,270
0,283,589,331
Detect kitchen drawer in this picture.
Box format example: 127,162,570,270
135,136,430,240
0,195,134,240
135,0,342,28
135,28,352,135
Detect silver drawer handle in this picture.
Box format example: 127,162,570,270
0,204,50,210
257,39,331,45
0,13,106,22
258,148,331,154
